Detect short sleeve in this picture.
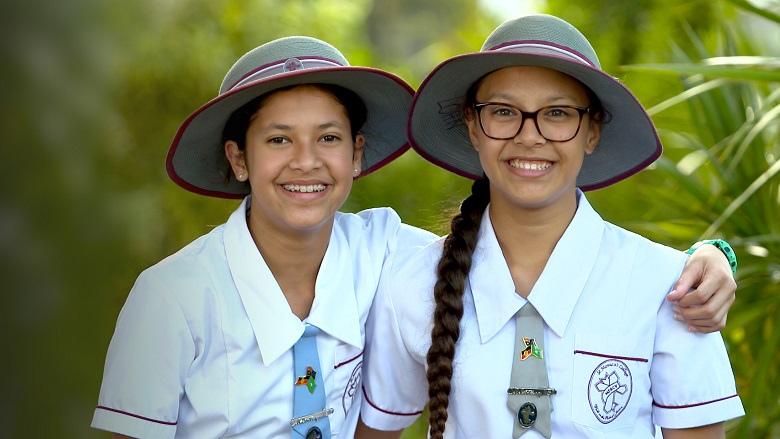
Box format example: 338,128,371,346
650,299,744,428
360,248,430,430
91,269,195,438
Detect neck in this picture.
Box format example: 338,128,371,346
247,212,333,320
489,191,578,298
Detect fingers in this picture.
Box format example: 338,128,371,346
673,302,729,333
666,281,691,302
667,248,708,303
667,242,737,333
672,279,736,333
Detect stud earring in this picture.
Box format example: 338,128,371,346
238,173,243,179
354,168,360,175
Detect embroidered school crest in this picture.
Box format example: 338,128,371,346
342,361,362,416
587,359,632,423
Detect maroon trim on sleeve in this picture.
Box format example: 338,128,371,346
96,406,178,425
361,387,423,416
653,394,740,409
573,350,649,363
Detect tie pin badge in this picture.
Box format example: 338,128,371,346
518,402,537,428
295,365,318,393
521,337,543,360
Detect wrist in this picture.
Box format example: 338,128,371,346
685,239,737,275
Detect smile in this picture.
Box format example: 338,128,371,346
508,160,553,171
282,184,327,193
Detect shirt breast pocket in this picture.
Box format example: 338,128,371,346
571,334,652,432
327,344,363,431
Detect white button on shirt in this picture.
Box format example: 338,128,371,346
361,191,744,438
92,198,436,438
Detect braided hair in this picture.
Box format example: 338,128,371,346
426,177,490,439
424,68,608,438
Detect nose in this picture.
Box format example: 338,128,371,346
514,115,545,147
290,140,322,172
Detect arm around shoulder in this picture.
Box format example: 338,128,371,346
667,241,737,333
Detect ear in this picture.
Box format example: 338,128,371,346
464,108,481,151
225,140,247,180
585,120,601,155
352,134,365,175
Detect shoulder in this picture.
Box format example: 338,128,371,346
384,235,444,295
134,224,229,304
599,223,688,296
334,207,438,248
335,206,401,229
602,222,687,266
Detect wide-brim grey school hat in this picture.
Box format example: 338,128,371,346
408,14,662,191
167,36,414,199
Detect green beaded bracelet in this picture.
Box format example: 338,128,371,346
685,239,737,275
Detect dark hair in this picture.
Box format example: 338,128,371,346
426,68,610,438
220,83,368,183
426,177,490,439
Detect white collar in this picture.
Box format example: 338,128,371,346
223,197,362,366
469,190,604,342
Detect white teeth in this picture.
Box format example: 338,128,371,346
282,184,327,193
510,160,552,171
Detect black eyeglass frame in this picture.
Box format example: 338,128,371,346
472,102,591,142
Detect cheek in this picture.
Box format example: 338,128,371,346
245,149,286,176
319,148,359,178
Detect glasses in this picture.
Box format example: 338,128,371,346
473,102,590,142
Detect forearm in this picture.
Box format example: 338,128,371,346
661,422,725,439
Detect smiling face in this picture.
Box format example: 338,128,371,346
225,85,364,237
466,66,600,214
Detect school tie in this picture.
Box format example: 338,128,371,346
291,324,332,439
507,303,555,438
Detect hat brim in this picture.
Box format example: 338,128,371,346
167,67,414,199
408,50,661,191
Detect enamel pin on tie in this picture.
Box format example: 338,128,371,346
291,325,333,439
295,365,318,393
521,337,543,360
507,303,555,438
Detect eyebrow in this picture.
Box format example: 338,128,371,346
486,93,581,105
261,121,348,131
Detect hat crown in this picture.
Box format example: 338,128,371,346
482,14,601,69
219,36,350,94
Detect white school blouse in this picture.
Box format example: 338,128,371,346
92,198,436,438
361,191,743,438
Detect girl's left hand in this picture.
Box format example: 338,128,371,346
666,243,736,333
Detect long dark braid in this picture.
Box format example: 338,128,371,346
426,177,490,439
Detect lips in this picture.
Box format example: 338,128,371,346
281,184,327,193
508,159,553,170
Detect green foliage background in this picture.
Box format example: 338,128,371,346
1,0,777,437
